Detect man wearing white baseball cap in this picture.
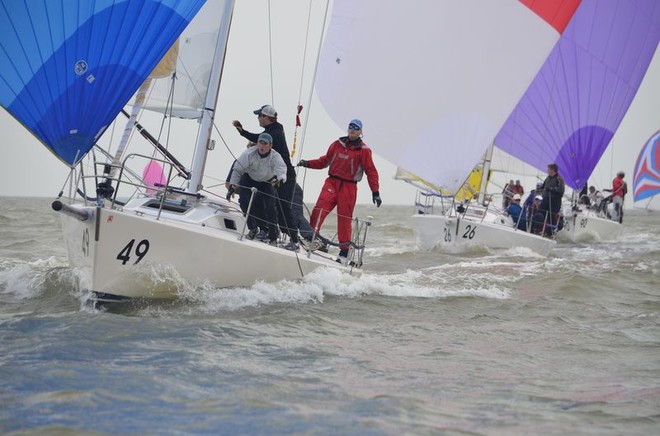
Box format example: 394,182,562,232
232,104,299,249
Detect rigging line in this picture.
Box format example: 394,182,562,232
211,123,241,163
295,0,331,190
296,1,314,103
272,188,305,276
297,0,331,161
115,76,155,163
288,2,314,163
153,76,179,159
267,0,275,106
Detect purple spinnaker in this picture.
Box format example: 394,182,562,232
495,0,660,190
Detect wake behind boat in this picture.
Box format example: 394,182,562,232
0,0,369,303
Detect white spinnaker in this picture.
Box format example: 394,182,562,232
316,0,565,194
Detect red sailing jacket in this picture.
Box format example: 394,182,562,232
307,136,380,192
612,176,627,198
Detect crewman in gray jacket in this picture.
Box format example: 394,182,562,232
228,133,297,250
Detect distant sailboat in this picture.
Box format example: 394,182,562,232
633,130,660,212
317,0,583,255
495,0,660,241
0,0,367,304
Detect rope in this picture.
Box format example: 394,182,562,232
290,1,314,160
267,0,275,106
272,187,304,276
296,0,331,164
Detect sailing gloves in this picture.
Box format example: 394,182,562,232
372,191,382,208
226,185,235,202
232,120,243,133
269,176,282,188
297,160,308,168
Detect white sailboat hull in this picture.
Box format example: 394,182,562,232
410,213,556,256
558,211,623,242
59,199,357,300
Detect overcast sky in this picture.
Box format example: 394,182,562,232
1,0,658,208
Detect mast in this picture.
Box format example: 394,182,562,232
478,143,494,204
187,0,235,193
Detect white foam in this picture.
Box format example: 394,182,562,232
0,257,65,300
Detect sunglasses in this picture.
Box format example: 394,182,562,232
348,124,361,130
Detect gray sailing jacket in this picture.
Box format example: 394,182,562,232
229,147,287,186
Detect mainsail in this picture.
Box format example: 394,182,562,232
633,130,660,211
316,0,580,194
495,0,660,190
0,0,205,166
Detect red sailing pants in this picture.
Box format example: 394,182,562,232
309,177,357,250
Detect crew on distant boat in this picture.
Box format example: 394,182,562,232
523,181,543,215
502,179,515,208
587,185,598,207
298,119,381,265
579,183,590,206
585,185,608,217
529,195,545,234
506,193,527,231
513,180,524,196
227,133,296,250
233,105,300,249
610,170,627,223
539,163,565,236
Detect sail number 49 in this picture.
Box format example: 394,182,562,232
117,239,150,265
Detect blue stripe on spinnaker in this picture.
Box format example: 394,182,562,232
0,0,205,165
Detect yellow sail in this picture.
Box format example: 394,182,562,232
395,166,484,202
149,40,179,79
454,167,483,202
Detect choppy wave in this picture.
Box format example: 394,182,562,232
1,200,659,435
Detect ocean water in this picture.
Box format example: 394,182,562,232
1,197,659,435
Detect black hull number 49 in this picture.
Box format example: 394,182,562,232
117,239,150,265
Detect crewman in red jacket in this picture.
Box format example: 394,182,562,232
298,119,381,264
611,170,627,223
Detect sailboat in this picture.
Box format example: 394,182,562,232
316,0,584,255
0,0,368,303
633,130,660,212
495,0,660,242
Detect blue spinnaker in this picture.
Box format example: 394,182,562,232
0,0,205,165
